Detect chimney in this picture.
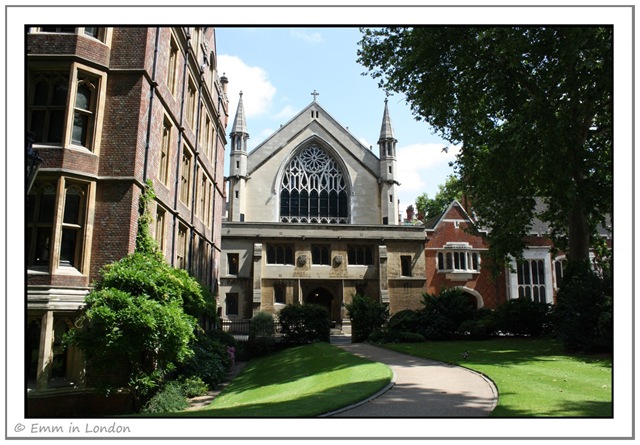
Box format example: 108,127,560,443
406,205,415,222
220,72,228,94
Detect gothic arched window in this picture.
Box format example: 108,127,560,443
280,144,349,223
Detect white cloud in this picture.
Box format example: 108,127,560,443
290,29,323,43
274,105,297,121
217,54,276,120
396,142,461,206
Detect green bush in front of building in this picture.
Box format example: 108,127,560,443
345,294,389,343
248,311,276,357
278,303,331,344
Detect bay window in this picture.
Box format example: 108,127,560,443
27,179,90,273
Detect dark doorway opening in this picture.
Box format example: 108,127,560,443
307,287,334,320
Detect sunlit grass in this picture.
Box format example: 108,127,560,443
176,342,393,417
382,338,612,417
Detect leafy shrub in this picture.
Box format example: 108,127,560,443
248,312,275,357
387,309,423,335
140,381,189,414
552,265,612,352
278,304,331,344
206,329,237,348
459,309,497,340
369,329,425,344
492,297,552,337
418,288,476,340
345,295,389,343
180,333,230,389
177,376,209,398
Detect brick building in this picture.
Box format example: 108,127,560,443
424,198,612,310
26,27,229,406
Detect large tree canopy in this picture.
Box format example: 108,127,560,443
358,27,612,265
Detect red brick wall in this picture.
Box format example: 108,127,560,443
27,33,111,67
90,182,138,282
424,203,507,309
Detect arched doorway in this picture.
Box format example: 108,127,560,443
306,287,334,319
456,286,484,309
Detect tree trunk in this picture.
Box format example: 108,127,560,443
568,199,591,265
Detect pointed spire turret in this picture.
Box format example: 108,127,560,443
231,91,248,137
229,91,249,222
378,98,396,142
377,98,399,225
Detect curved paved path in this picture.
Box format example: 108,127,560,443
327,338,498,417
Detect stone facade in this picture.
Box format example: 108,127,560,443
221,98,425,329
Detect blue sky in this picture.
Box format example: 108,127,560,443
215,27,460,216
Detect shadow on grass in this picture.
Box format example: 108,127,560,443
492,395,612,418
385,338,612,369
223,343,370,395
172,377,392,417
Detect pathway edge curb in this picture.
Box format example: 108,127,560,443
318,368,398,417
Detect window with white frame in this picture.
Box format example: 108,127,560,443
554,257,567,289
437,250,480,273
516,259,547,303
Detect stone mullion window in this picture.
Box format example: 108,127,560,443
28,73,69,145
266,244,294,265
59,183,87,269
437,250,481,273
280,144,349,223
27,183,57,268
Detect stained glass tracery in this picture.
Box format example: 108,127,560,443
280,144,349,223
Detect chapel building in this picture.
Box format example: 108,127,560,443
220,95,427,331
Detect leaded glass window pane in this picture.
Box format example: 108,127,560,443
280,144,349,223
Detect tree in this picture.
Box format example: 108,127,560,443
65,181,207,410
415,174,462,220
358,27,612,268
345,295,389,343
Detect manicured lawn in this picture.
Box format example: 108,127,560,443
177,342,393,417
381,338,612,417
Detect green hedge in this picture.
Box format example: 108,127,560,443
278,304,331,344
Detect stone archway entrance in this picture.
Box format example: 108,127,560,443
456,287,484,309
307,287,334,314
